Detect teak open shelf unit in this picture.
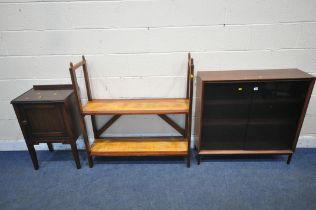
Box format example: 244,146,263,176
69,54,194,168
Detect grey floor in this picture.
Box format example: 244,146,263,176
0,148,316,210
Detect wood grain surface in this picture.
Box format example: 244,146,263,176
82,98,189,115
90,138,188,156
198,69,315,82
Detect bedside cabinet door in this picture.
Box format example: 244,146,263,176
19,104,68,141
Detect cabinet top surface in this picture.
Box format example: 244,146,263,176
197,69,315,82
11,85,74,104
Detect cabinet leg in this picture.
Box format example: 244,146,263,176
287,154,293,164
186,154,191,168
77,113,94,168
70,143,81,169
187,157,191,168
88,155,93,168
197,155,201,165
26,143,39,170
47,143,54,152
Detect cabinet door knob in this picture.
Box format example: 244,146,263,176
22,120,28,125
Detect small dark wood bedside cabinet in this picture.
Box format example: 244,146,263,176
11,85,82,170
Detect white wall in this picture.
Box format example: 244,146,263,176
0,0,316,148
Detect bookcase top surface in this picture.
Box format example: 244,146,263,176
197,69,315,82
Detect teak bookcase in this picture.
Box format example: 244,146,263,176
194,69,315,164
69,54,194,167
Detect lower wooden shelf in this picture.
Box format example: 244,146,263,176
90,137,188,156
199,150,293,155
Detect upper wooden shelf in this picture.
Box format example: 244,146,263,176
82,98,189,115
205,98,301,106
